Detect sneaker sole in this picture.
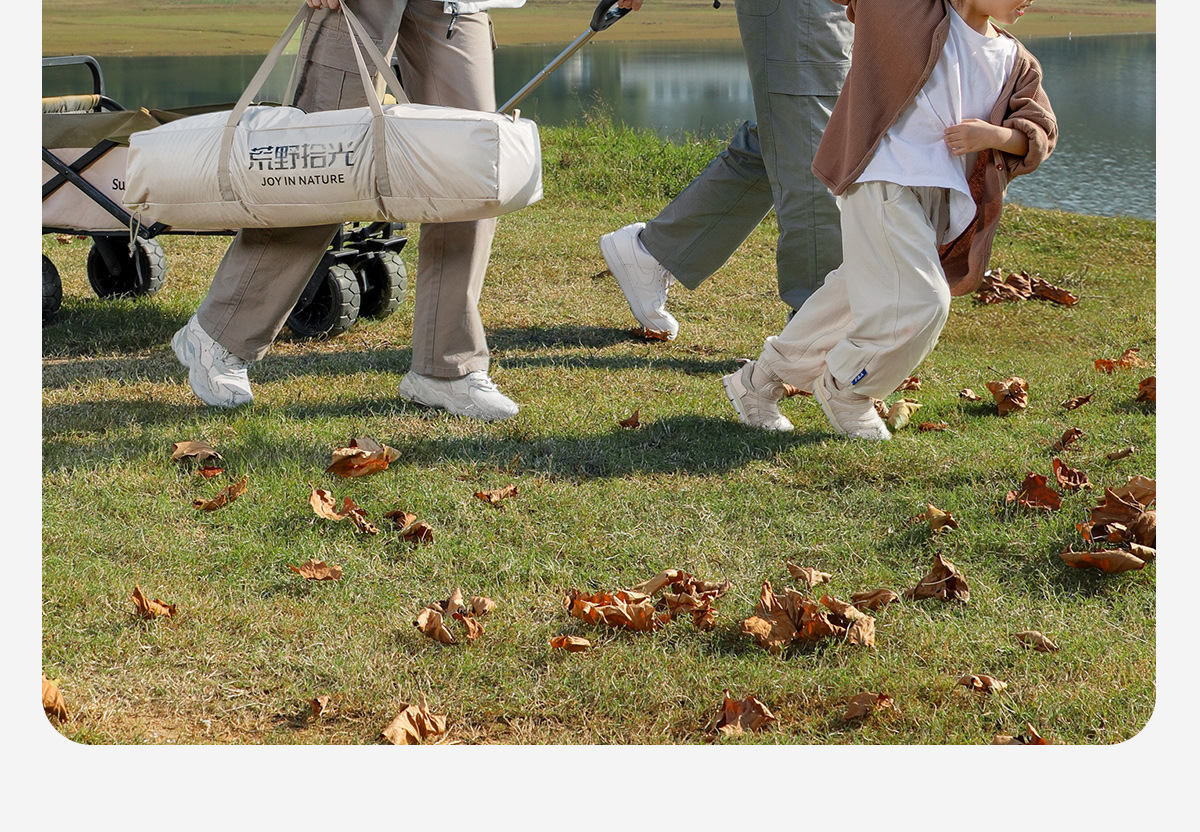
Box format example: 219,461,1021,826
398,376,517,422
599,232,678,340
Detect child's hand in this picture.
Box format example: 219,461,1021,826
944,119,1029,156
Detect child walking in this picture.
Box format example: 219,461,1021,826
722,0,1057,439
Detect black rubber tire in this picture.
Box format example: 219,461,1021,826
358,250,408,319
43,255,63,323
85,236,166,298
286,260,361,339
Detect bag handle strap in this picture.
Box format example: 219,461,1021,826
218,1,407,201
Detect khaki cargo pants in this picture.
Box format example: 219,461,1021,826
196,0,498,378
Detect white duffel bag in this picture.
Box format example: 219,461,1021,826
123,2,542,229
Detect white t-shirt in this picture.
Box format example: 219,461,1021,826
856,6,1017,241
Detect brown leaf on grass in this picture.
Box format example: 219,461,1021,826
381,694,447,745
781,382,811,398
886,398,922,430
1059,547,1148,574
1061,394,1093,410
872,398,890,420
786,562,831,588
470,596,496,618
992,723,1050,745
907,553,970,603
326,438,400,478
912,503,959,534
959,674,1008,694
310,488,349,521
1136,376,1156,403
850,588,900,611
714,690,776,736
383,508,434,543
565,587,668,633
42,675,68,722
474,483,518,504
1052,458,1091,492
1094,348,1148,374
415,588,493,644
618,409,641,429
131,584,176,619
741,581,876,652
821,595,876,647
454,611,486,641
288,558,343,581
1107,446,1136,461
918,421,949,432
842,692,894,722
1006,473,1062,511
170,440,222,463
197,466,224,478
1112,475,1156,508
975,269,1030,303
895,376,921,392
639,327,672,342
985,377,1029,416
1029,277,1079,307
549,635,592,652
1015,630,1059,652
1053,427,1084,452
311,695,333,719
414,606,457,645
625,569,732,630
959,388,983,402
192,474,247,511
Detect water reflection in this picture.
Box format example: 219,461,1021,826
42,34,1154,219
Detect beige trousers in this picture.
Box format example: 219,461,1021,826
757,181,953,400
196,0,497,378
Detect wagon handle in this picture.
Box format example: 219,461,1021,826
498,0,634,115
591,0,632,33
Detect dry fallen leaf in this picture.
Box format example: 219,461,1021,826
741,582,877,652
959,388,983,402
1052,457,1091,492
906,553,969,603
842,691,894,722
992,723,1050,745
714,690,776,736
912,503,959,534
787,562,831,588
414,606,457,645
1061,394,1093,410
1006,472,1062,511
42,675,68,722
326,438,400,478
895,376,921,392
985,377,1029,416
959,674,1007,694
1107,446,1136,461
474,484,518,504
549,635,592,652
310,488,378,532
1094,348,1148,374
1136,376,1155,403
618,408,642,429
311,695,333,719
415,588,493,644
639,327,672,341
918,421,949,431
566,587,668,633
383,508,435,543
1053,427,1084,452
192,474,248,511
886,399,922,430
288,558,343,581
381,694,448,745
170,440,222,463
850,588,900,611
131,584,176,619
1059,547,1148,574
1015,630,1059,652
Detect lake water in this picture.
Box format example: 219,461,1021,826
43,33,1155,220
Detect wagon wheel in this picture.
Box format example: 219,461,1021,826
43,255,63,323
286,259,360,339
358,250,408,320
86,236,166,298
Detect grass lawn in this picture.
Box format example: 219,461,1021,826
41,119,1156,752
40,0,1157,55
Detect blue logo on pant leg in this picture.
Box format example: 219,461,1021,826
851,370,867,386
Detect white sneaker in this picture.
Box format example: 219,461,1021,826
721,361,793,432
398,370,519,421
171,315,253,408
599,222,679,340
813,370,891,441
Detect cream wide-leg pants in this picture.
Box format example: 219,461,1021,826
196,0,498,378
756,181,954,400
